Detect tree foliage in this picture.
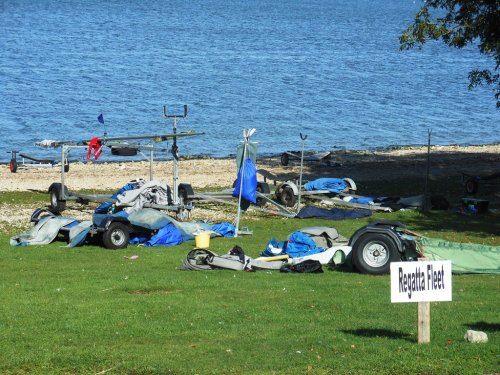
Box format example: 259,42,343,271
400,0,500,107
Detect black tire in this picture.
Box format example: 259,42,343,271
49,185,66,213
280,153,289,166
352,233,400,275
256,182,270,207
9,159,17,173
465,178,478,195
279,186,296,207
30,208,56,223
102,222,130,249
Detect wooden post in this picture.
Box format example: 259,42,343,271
418,301,430,344
418,257,430,344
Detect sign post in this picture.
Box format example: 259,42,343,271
390,260,452,344
418,298,431,343
418,257,430,344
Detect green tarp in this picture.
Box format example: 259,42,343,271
421,237,500,274
236,141,257,170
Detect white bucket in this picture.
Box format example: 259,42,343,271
195,232,211,249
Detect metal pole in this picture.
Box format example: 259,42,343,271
172,116,179,204
234,128,255,237
297,133,307,214
61,145,66,199
163,105,187,206
424,129,432,211
149,148,154,181
234,138,247,237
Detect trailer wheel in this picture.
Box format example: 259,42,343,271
30,208,56,223
279,186,296,207
9,159,17,173
256,182,270,207
280,153,289,166
352,233,399,275
465,178,478,195
49,185,66,213
102,222,130,249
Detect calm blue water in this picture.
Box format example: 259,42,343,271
1,0,499,163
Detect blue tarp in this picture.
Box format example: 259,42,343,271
94,181,139,214
261,238,287,257
144,223,184,247
233,158,257,203
212,222,236,237
128,208,213,242
261,231,324,258
349,196,375,205
304,178,347,193
286,231,324,257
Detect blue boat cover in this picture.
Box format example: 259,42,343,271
303,178,347,193
286,231,324,257
261,231,324,258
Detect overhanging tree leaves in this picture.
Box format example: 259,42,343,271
400,0,500,107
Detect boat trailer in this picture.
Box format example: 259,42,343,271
47,105,203,221
8,150,69,173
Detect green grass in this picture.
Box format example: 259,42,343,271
0,191,49,205
0,240,498,375
1,186,499,374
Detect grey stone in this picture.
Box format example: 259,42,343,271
464,330,488,343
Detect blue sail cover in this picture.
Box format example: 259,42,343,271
232,158,257,203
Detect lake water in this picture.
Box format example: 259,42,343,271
1,0,499,163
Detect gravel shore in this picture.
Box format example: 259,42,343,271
2,144,498,230
2,144,499,192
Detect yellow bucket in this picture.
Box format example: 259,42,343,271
195,232,211,249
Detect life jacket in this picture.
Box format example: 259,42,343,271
86,137,102,160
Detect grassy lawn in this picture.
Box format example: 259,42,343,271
0,189,498,374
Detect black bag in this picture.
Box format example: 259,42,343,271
280,260,323,273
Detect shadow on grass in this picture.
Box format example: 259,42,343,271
340,328,414,342
465,321,500,332
402,210,500,238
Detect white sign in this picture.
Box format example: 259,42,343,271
390,261,452,303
